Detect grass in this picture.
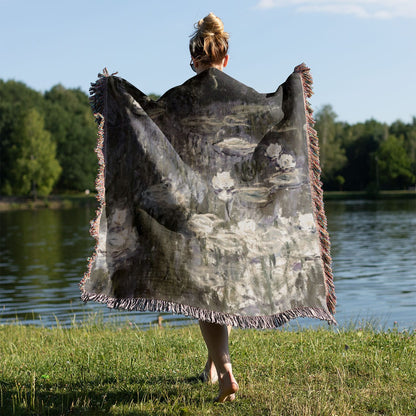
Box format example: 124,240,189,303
0,320,415,416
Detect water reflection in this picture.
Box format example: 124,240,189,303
0,206,193,327
0,199,415,329
324,199,416,329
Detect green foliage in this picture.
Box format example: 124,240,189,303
0,80,45,194
7,108,61,197
315,106,416,191
44,85,97,191
0,80,96,195
0,79,44,109
147,92,161,101
0,103,18,195
376,135,415,189
314,105,347,183
14,109,62,196
389,117,416,179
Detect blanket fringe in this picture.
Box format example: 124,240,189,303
80,290,337,328
79,70,109,291
294,63,336,315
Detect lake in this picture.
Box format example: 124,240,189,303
0,198,415,330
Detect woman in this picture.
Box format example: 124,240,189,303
189,13,239,403
82,12,336,405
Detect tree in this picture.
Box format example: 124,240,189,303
10,108,61,197
0,80,45,194
341,119,388,191
0,103,19,194
44,85,97,191
148,93,161,101
389,118,416,181
314,105,347,189
0,79,44,109
376,135,415,189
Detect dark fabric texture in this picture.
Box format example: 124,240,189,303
80,65,336,328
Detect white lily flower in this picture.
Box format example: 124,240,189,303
265,143,282,159
277,153,296,170
212,171,235,191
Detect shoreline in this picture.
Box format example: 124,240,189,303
323,190,416,200
0,190,415,211
0,194,98,211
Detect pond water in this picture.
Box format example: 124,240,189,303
0,198,415,330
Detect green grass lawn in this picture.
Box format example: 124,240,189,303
0,320,415,415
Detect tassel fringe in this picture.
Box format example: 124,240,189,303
294,63,336,315
79,69,110,291
81,291,337,328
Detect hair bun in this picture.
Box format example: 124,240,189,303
189,13,229,65
197,12,226,37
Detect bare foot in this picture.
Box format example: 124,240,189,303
200,358,218,384
215,373,239,403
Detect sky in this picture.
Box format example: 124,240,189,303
1,0,415,125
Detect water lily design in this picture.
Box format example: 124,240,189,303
277,153,296,170
265,143,296,171
265,143,282,160
212,171,236,202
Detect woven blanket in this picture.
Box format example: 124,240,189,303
80,64,336,328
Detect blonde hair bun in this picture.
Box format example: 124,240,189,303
189,13,229,65
197,12,228,38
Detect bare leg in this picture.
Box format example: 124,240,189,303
201,354,218,383
201,326,232,384
199,321,239,402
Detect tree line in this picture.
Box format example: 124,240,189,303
0,80,415,197
0,80,97,197
315,105,415,191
